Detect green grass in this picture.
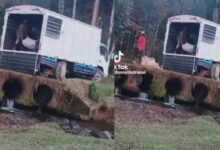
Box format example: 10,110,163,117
0,123,113,150
115,116,220,150
89,79,114,104
96,80,114,102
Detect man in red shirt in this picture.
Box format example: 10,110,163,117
137,31,147,64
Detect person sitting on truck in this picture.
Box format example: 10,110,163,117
31,27,41,40
15,19,28,50
19,27,41,51
177,31,197,55
176,27,187,54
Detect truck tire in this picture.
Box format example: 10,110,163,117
94,68,104,82
55,61,67,80
211,63,220,80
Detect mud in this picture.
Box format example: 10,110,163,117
115,98,220,125
91,102,114,126
0,109,114,140
0,111,40,133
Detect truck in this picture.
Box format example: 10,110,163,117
163,15,220,79
0,5,110,81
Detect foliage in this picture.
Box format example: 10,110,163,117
89,83,100,102
114,0,133,48
96,79,114,102
89,80,114,103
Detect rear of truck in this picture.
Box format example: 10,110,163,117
0,5,44,74
163,15,200,74
163,15,220,78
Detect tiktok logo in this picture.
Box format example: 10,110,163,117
114,51,124,63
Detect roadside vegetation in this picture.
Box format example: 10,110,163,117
0,122,113,150
89,79,114,105
115,116,220,150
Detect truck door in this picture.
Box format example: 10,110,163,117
197,24,218,61
98,44,109,76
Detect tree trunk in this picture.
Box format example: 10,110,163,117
58,0,65,15
111,40,115,53
72,0,78,19
107,0,115,52
213,0,219,23
91,0,100,26
152,18,161,57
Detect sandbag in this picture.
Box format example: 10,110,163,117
22,37,36,50
141,56,160,69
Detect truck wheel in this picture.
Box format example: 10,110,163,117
94,69,104,82
55,61,67,80
211,64,220,80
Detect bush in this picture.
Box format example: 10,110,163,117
89,83,100,102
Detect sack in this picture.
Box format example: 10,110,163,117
22,36,36,50
182,42,194,53
141,56,160,69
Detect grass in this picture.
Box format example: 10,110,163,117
0,123,113,150
96,79,114,103
115,116,220,150
89,79,114,104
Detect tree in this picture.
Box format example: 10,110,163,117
213,0,219,23
91,0,100,26
107,0,115,52
114,0,133,50
72,0,78,19
58,0,65,15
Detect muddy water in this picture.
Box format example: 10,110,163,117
36,113,114,140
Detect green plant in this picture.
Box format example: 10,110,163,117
89,83,100,102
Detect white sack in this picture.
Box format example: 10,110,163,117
182,42,194,53
22,37,36,50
